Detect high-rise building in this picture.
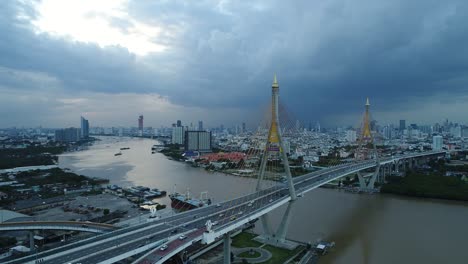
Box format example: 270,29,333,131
242,122,246,133
184,131,212,151
138,115,144,136
382,125,391,139
80,116,89,139
432,135,443,150
198,121,203,131
346,130,357,142
461,127,468,138
399,120,406,131
172,126,185,144
176,120,182,127
55,128,81,142
449,125,462,138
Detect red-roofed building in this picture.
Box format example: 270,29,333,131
201,152,246,162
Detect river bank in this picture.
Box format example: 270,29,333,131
381,173,468,201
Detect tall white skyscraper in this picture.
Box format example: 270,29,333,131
80,116,89,138
432,135,443,150
172,126,185,144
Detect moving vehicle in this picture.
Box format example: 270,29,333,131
159,244,168,251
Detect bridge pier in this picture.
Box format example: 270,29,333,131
29,231,35,253
357,162,380,191
223,233,231,264
275,200,295,242
260,214,273,237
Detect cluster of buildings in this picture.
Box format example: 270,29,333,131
54,116,89,142
171,120,212,152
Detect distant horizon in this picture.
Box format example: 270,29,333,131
2,1,468,130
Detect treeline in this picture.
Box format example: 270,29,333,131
15,168,100,186
381,173,468,201
0,146,66,169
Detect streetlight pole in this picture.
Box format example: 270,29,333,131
34,245,38,263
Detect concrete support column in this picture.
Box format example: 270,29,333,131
275,201,295,242
357,171,366,190
256,151,269,191
368,163,380,189
223,233,231,264
260,214,273,237
29,231,35,253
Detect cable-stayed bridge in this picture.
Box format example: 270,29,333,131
3,76,447,264
4,151,444,264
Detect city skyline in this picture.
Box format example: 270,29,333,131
2,1,468,128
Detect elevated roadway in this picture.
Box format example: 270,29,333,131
0,221,118,234
5,151,445,264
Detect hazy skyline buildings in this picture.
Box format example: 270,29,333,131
80,116,89,139
138,115,143,136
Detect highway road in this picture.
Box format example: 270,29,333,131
6,151,444,264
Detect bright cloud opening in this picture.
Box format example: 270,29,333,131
30,0,166,56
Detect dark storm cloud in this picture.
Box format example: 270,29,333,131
1,0,468,127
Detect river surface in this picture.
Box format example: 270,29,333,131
59,137,468,264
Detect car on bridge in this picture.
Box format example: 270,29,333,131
159,244,168,251
178,235,187,240
230,216,237,221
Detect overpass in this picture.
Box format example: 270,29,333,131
0,221,118,234
4,151,444,264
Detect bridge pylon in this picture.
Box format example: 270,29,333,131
255,75,298,249
355,98,381,192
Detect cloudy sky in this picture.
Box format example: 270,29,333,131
1,0,468,128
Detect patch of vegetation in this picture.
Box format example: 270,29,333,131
261,245,304,264
16,168,101,187
0,236,17,250
0,146,66,169
160,144,184,160
231,232,262,248
381,172,468,201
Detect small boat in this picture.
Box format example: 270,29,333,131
120,147,130,150
114,151,122,156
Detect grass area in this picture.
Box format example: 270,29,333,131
260,245,305,264
231,232,306,264
231,232,262,248
238,250,261,258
